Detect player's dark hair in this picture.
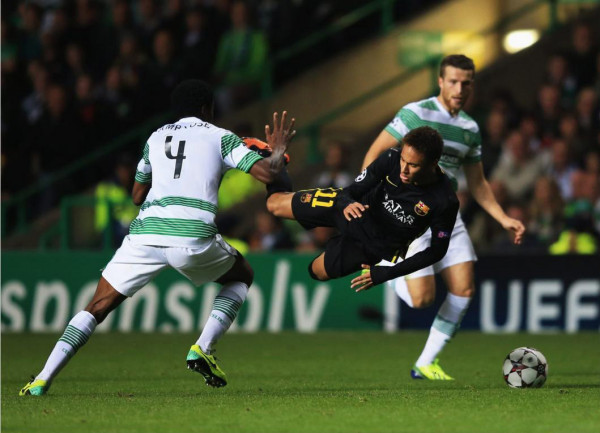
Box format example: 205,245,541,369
402,126,443,163
171,79,214,118
439,54,475,77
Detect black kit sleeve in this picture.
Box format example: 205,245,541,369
336,150,395,209
369,193,459,286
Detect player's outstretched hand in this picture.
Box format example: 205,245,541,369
351,265,373,292
265,111,296,154
502,216,526,245
343,202,369,221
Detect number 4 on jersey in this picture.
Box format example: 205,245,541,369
165,136,186,179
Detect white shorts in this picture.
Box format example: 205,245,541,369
102,235,237,297
381,213,477,281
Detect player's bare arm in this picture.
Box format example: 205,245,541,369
463,162,525,244
361,130,399,169
250,111,296,184
132,182,151,206
343,202,369,221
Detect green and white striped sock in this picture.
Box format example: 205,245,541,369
37,311,97,382
197,282,248,354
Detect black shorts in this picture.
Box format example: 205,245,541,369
291,187,346,230
291,188,380,278
321,234,380,279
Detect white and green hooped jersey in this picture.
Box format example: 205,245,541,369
384,96,482,191
131,117,263,247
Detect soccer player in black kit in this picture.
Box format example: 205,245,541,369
265,126,459,292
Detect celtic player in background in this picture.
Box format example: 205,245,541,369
362,55,526,380
20,80,296,395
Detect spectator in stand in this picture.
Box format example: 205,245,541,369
313,141,353,189
99,65,133,133
528,176,565,247
545,52,578,110
94,154,139,247
72,0,112,80
182,6,218,81
21,61,50,126
550,171,599,254
29,83,85,211
212,0,268,113
569,21,598,90
491,130,550,202
136,0,163,55
481,109,508,176
17,2,43,62
558,112,587,164
518,112,542,152
63,42,88,89
143,29,183,115
114,33,147,93
248,210,295,251
546,138,580,201
575,87,598,147
534,84,562,148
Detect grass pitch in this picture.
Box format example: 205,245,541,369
2,332,599,433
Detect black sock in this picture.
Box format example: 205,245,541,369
266,168,293,199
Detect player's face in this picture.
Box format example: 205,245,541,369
399,145,430,184
438,66,474,115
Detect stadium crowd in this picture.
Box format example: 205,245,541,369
1,0,437,202
1,1,599,256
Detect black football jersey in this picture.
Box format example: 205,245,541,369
337,148,459,284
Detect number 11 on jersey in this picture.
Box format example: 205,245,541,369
165,136,187,179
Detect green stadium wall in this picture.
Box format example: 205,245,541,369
1,252,599,333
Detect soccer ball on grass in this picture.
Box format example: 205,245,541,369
503,347,548,388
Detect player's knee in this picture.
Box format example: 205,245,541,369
266,195,280,216
452,285,475,299
308,261,330,281
411,292,435,309
240,264,254,287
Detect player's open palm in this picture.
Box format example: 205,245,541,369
265,111,296,154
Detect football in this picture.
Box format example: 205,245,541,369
502,347,548,388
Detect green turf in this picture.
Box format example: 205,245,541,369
2,332,599,433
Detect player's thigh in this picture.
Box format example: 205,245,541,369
102,236,169,297
167,235,239,286
440,261,475,298
291,187,342,230
266,192,295,219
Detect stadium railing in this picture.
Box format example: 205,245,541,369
1,0,563,241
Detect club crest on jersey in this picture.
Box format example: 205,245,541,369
355,169,367,182
300,193,313,203
414,201,430,216
437,231,450,239
463,131,471,145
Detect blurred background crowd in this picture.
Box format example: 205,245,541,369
1,0,599,256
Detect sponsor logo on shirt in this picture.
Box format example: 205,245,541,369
414,201,430,216
382,193,415,225
355,169,367,182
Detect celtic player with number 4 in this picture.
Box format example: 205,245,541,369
20,80,296,395
266,126,459,294
362,55,526,380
